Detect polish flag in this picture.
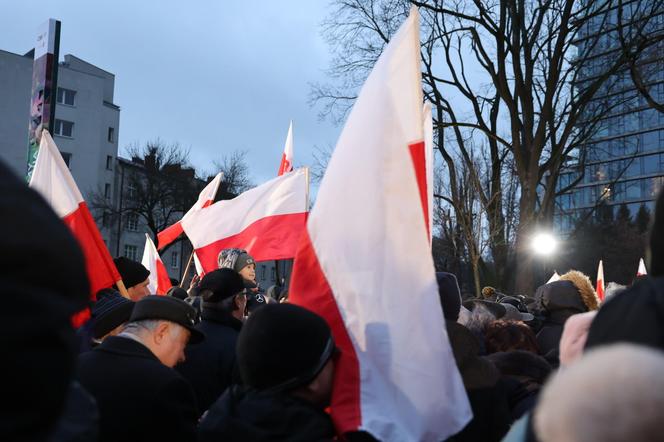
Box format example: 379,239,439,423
547,272,561,284
142,234,172,295
157,172,223,250
182,168,308,273
289,8,471,441
637,258,648,277
277,120,294,176
596,260,605,301
30,131,122,322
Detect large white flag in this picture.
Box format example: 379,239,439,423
289,7,471,441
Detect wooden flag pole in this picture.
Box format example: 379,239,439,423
116,279,130,298
180,251,195,288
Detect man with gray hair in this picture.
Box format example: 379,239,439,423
77,296,204,442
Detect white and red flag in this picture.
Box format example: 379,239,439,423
182,168,308,274
30,131,122,322
288,7,471,441
142,234,172,295
637,258,648,277
596,260,605,301
277,120,294,176
547,272,561,284
157,172,222,250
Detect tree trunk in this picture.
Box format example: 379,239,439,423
513,182,538,295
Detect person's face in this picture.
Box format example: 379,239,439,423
238,263,256,282
233,293,247,320
152,322,190,368
128,278,150,301
304,358,335,408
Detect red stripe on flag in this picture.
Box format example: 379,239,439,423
278,153,292,176
194,212,306,273
156,258,172,295
157,221,184,250
62,202,121,298
408,141,430,238
290,230,361,434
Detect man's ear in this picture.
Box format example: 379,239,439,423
153,321,170,345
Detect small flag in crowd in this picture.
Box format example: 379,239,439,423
142,234,172,295
547,272,561,284
596,260,605,301
182,168,308,274
289,7,471,441
30,131,122,324
157,172,222,250
277,120,294,176
637,258,648,277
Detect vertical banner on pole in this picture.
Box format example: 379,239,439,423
26,18,61,182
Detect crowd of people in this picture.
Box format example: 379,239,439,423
4,154,664,442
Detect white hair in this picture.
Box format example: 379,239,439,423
122,319,184,341
535,343,664,442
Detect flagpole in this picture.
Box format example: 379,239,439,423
180,250,195,288
304,167,310,212
116,279,130,298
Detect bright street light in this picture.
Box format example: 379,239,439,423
531,232,557,256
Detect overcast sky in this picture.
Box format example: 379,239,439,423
2,1,341,184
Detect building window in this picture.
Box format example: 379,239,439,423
261,265,266,280
102,211,111,227
125,213,139,231
54,119,74,137
108,127,115,143
171,252,179,269
104,183,111,199
106,155,113,170
56,87,76,106
271,267,276,282
124,244,138,261
60,152,72,168
126,184,137,200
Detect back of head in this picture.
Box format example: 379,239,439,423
0,161,89,439
585,277,664,352
436,272,462,321
237,303,334,392
484,320,539,354
198,268,245,305
534,271,598,316
534,344,664,442
113,257,150,288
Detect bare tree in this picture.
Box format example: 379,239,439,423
213,150,254,195
313,0,658,293
92,140,200,252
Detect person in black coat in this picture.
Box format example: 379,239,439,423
199,303,337,442
77,296,204,442
176,268,247,414
0,160,91,441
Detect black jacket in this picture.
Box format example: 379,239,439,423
76,336,198,442
445,322,511,442
199,385,335,442
176,307,243,414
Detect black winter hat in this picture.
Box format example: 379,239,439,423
130,295,205,344
199,268,245,303
437,272,462,321
92,290,135,339
167,286,189,300
585,276,664,352
237,304,335,392
113,257,150,289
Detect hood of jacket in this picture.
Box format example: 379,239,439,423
534,271,599,318
199,385,335,442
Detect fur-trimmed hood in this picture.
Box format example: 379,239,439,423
534,270,599,316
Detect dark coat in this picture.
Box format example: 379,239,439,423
176,307,243,414
48,381,98,442
487,351,552,421
199,385,335,442
445,321,511,442
76,336,198,442
533,272,598,366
